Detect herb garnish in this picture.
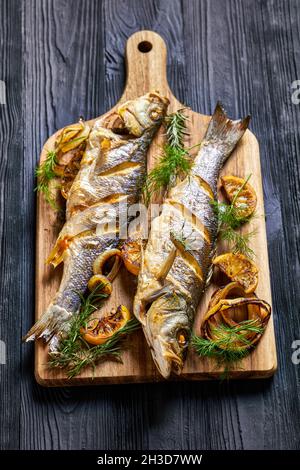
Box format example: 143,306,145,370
35,150,59,209
143,109,191,203
211,175,256,257
48,286,140,378
192,319,264,367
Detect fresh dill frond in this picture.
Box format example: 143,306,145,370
210,199,253,230
211,174,256,257
144,145,191,202
170,226,198,252
143,109,191,202
219,227,256,259
35,150,58,209
192,319,264,368
192,335,249,364
48,286,140,378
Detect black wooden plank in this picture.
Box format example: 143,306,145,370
0,0,22,451
0,0,297,450
182,0,300,450
20,0,108,450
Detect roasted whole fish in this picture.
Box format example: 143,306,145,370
134,103,250,378
24,91,169,349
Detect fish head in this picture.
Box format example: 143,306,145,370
117,91,169,136
143,292,191,379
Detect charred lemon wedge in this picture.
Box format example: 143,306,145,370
121,239,143,276
87,274,112,296
213,252,258,294
81,305,131,346
221,175,257,218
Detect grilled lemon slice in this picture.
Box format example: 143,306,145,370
81,305,131,346
213,252,258,294
221,175,257,218
121,238,143,276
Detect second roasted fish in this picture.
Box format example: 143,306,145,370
134,103,250,378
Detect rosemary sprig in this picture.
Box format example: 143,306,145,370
48,286,140,378
192,319,264,367
165,108,189,149
143,109,191,202
35,150,58,209
211,174,256,257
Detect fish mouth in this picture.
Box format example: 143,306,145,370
140,289,186,379
117,91,169,137
133,284,172,325
118,107,144,137
144,325,183,379
134,285,189,379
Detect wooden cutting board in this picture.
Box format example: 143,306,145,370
34,30,277,386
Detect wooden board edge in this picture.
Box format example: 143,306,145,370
34,362,278,388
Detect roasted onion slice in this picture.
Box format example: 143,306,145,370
93,249,122,282
201,283,271,351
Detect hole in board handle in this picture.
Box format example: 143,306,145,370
138,41,153,53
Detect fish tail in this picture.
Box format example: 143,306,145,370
22,304,72,344
204,102,250,157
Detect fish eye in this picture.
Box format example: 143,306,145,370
176,329,188,347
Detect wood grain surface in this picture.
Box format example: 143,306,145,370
0,0,299,450
35,30,276,386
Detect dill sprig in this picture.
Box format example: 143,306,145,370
48,286,141,378
170,227,198,252
211,174,256,257
144,145,191,201
143,109,191,202
35,150,59,209
219,227,256,258
192,319,264,367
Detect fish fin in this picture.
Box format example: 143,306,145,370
205,102,250,157
23,305,72,345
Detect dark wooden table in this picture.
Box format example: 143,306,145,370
0,0,299,450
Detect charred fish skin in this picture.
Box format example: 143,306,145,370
134,103,250,378
24,92,169,347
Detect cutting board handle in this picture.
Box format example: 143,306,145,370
120,30,170,101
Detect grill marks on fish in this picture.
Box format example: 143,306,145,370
134,102,250,378
171,237,204,282
166,200,212,245
193,175,215,200
97,161,141,177
24,92,169,346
